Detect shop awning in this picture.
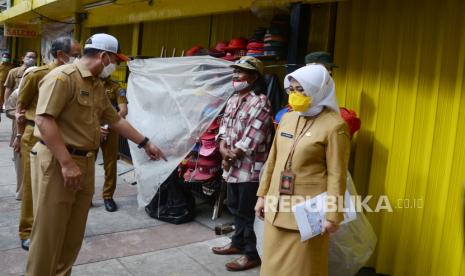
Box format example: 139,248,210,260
1,0,345,27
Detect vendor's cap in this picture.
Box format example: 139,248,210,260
230,56,263,75
85,33,129,62
305,51,338,68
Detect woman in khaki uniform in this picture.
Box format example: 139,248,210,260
255,64,350,276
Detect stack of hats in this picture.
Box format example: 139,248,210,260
246,27,266,57
184,119,222,182
222,37,248,61
264,14,289,59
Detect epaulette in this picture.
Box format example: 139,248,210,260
62,66,77,75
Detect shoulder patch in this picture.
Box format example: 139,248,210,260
55,75,67,82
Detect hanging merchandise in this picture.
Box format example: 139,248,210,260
126,56,234,207
41,21,74,64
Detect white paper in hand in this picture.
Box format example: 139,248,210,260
293,192,327,242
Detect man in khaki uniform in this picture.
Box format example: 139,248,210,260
4,50,38,200
15,37,81,251
26,33,166,276
0,52,14,115
100,78,128,212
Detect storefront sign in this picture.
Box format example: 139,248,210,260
3,23,39,38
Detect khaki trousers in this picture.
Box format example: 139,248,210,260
101,130,118,199
18,124,38,240
26,142,95,276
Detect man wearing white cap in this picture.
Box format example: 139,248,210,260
25,33,166,276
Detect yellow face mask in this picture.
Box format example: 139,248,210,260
288,92,312,112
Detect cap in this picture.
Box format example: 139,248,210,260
230,56,264,75
200,119,219,140
85,33,129,62
199,138,218,157
305,51,338,68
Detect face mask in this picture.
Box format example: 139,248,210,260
288,92,312,112
24,58,36,67
1,58,10,63
99,53,116,78
232,81,250,92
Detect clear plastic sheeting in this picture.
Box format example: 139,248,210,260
126,56,234,207
254,173,377,276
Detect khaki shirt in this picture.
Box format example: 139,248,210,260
4,65,26,90
34,59,120,151
0,63,14,82
18,63,58,121
103,78,128,107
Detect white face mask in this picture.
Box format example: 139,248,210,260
1,58,10,63
232,80,250,92
24,58,36,67
99,53,116,78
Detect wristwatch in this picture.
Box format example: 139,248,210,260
16,133,22,138
138,137,149,149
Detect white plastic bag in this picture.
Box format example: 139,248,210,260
254,173,377,276
328,174,377,276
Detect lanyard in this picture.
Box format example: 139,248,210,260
284,116,316,170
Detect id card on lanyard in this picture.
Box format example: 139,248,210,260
279,117,315,195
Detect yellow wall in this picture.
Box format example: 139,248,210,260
141,16,211,57
334,0,465,275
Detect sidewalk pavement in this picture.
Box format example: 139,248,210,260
0,117,259,276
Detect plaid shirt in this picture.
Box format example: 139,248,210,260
218,91,273,183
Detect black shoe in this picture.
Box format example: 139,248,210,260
21,239,30,251
104,198,118,212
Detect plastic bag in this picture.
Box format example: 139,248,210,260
329,174,377,276
253,173,377,276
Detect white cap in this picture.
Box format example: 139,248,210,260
84,33,129,62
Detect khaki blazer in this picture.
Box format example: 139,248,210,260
257,109,350,230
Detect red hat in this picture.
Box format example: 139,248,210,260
201,119,220,140
191,157,221,181
215,41,228,51
221,52,238,61
186,45,208,56
199,138,218,157
224,37,248,51
339,107,361,138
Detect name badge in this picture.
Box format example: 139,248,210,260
279,170,295,195
281,132,294,139
80,90,89,96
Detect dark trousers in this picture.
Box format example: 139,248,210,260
227,182,260,260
